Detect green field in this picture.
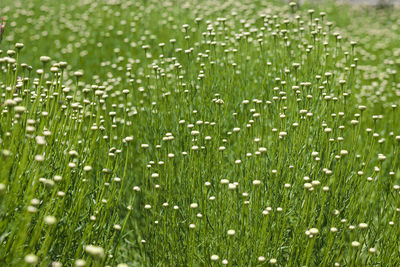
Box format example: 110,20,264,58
1,0,400,266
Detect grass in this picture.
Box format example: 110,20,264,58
1,0,400,266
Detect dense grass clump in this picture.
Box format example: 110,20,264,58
1,0,400,266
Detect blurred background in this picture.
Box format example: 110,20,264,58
299,0,399,4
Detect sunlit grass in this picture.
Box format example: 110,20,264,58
1,0,400,266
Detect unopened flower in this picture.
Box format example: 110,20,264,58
51,261,62,267
228,183,237,190
44,215,57,225
210,255,219,261
75,259,86,267
40,56,51,63
85,245,105,259
359,223,368,229
309,228,319,235
25,254,38,265
227,229,235,236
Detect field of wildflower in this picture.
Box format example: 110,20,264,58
1,0,400,266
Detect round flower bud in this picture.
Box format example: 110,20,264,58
74,71,83,77
75,259,86,267
227,229,235,236
309,228,319,235
85,245,105,259
40,56,51,63
44,215,57,225
15,43,24,49
359,223,368,229
210,255,219,261
25,254,38,265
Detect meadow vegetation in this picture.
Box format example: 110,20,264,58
1,0,400,266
